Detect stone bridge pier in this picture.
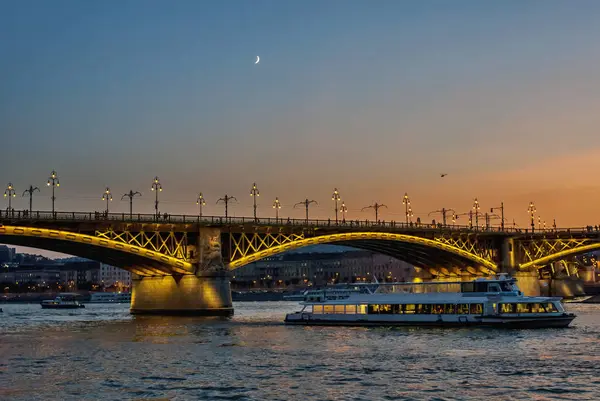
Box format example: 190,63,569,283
130,227,233,316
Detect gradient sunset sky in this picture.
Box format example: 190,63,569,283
2,0,600,239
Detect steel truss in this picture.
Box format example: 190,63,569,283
228,230,305,262
95,229,189,260
518,237,590,268
433,234,497,266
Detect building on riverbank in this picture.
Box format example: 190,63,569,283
231,250,414,289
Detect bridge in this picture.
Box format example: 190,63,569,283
2,210,599,315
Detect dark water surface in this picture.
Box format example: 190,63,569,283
1,302,599,400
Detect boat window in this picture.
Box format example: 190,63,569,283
461,283,475,293
444,304,456,314
457,304,470,314
357,305,367,314
470,304,483,314
334,305,345,314
499,303,516,313
500,282,512,292
432,304,444,314
346,305,357,314
419,304,432,314
324,305,335,314
488,283,501,293
313,305,323,314
404,304,416,314
475,282,489,292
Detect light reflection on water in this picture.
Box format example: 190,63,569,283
1,302,600,400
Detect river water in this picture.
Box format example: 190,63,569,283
1,301,599,401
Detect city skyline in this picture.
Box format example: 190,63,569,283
3,1,600,255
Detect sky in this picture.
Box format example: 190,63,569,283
2,1,600,256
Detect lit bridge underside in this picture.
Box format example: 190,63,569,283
227,232,500,276
0,226,193,276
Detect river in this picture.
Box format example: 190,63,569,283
1,302,599,400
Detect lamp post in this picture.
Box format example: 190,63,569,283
151,176,162,219
294,199,318,223
196,192,206,217
272,197,281,222
217,195,237,218
407,205,414,223
361,202,387,222
4,183,16,212
101,187,113,214
47,170,60,214
472,198,480,230
22,185,40,214
528,201,536,233
427,208,455,227
402,193,411,224
490,202,505,231
332,188,341,224
121,190,141,218
340,201,348,223
250,183,260,221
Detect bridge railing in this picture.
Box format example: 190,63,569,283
0,209,597,235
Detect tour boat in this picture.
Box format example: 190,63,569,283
41,296,85,309
284,275,576,328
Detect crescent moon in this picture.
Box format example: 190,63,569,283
255,56,260,64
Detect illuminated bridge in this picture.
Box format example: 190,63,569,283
1,211,599,315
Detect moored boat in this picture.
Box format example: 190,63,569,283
284,275,576,328
41,296,85,309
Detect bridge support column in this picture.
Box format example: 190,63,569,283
513,270,540,296
130,272,233,316
500,238,516,273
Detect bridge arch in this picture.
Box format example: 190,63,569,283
0,225,193,276
519,242,600,270
227,231,498,272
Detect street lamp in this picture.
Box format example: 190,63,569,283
402,193,411,224
217,195,237,218
22,185,40,214
272,197,281,222
490,202,505,231
332,188,341,224
528,201,536,232
196,192,206,217
4,183,16,212
151,176,162,218
101,187,113,214
339,201,348,223
361,202,387,222
47,170,60,214
427,208,455,226
121,190,141,218
407,205,414,223
294,199,318,223
250,183,260,221
472,198,480,230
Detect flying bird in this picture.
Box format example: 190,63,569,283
255,56,260,64
440,173,447,178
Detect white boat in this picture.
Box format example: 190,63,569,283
284,275,576,328
89,292,131,303
41,296,85,309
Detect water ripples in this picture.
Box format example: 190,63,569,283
0,302,599,400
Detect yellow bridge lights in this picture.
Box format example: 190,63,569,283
272,197,281,221
151,176,162,218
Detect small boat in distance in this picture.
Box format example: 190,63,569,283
285,275,576,329
89,292,131,303
41,295,85,309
